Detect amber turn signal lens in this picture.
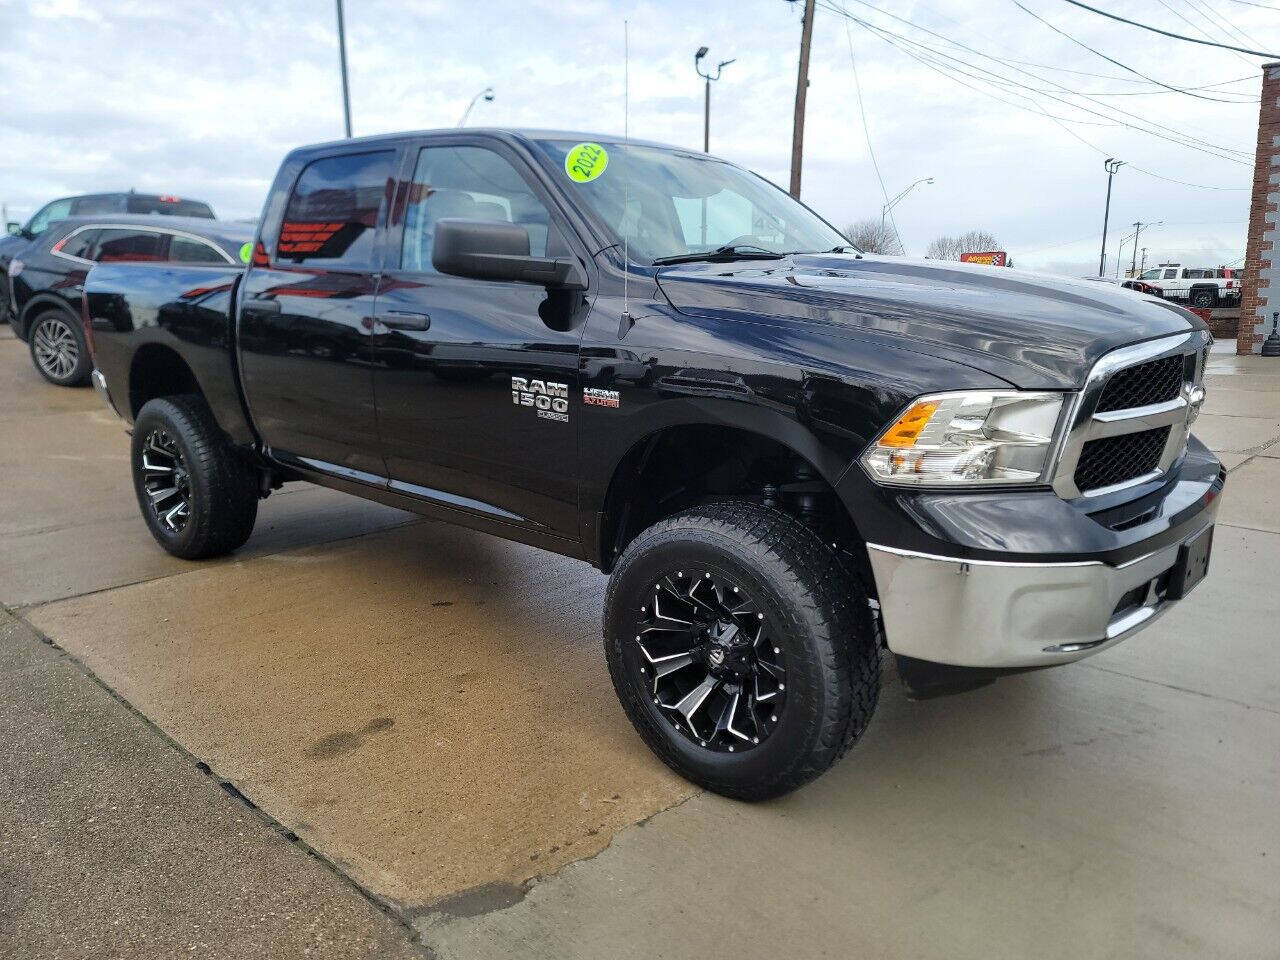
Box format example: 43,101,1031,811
880,401,938,448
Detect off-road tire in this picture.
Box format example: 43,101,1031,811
28,308,92,386
131,395,258,559
604,502,881,801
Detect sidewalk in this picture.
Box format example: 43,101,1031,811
0,607,426,960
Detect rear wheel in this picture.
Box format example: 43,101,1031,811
131,395,258,559
604,502,881,800
1190,288,1217,309
28,309,91,386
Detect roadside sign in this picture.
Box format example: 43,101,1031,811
960,251,1008,266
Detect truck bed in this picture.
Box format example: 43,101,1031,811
84,262,254,444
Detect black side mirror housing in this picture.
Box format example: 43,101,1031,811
431,219,584,290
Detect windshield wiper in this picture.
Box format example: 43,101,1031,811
652,244,787,266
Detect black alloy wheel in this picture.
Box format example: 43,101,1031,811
29,310,91,386
630,569,786,752
139,428,192,534
131,395,259,559
605,501,881,801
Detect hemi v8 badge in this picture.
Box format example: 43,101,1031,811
583,387,620,408
512,376,569,422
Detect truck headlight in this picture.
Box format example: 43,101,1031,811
861,391,1065,486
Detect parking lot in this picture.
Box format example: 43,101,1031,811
2,323,1278,958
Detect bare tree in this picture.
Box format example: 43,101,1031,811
925,230,1000,261
844,218,903,256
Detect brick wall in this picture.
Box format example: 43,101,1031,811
1239,63,1280,354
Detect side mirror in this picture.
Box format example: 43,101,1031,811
6,222,20,236
431,218,584,290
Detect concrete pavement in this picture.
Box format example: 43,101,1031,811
2,325,1278,958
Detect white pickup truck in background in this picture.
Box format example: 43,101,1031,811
1138,263,1241,308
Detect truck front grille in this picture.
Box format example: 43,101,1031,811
1094,354,1184,412
1051,331,1210,500
1073,426,1171,493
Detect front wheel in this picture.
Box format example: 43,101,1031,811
604,502,881,801
131,395,259,559
28,309,91,386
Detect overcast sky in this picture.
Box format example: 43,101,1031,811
0,0,1270,276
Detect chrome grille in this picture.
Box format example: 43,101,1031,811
1052,331,1210,499
1074,426,1171,492
1094,354,1184,413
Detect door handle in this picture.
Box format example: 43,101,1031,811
379,311,431,331
242,297,280,314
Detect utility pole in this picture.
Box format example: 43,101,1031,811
694,47,734,153
335,0,353,138
1129,220,1162,276
1098,158,1123,277
789,0,816,199
1140,246,1148,274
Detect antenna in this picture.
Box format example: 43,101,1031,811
622,18,631,326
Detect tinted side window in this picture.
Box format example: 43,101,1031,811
169,235,228,264
279,151,395,268
400,146,550,273
1163,269,1177,279
71,196,122,215
58,229,100,260
28,199,74,236
95,229,165,262
127,197,215,218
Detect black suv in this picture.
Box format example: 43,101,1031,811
9,215,251,386
1,192,216,320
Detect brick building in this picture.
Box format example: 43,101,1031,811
1239,62,1280,354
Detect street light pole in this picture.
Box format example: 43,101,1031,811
335,0,353,138
694,47,734,154
1098,158,1123,277
881,177,935,229
458,87,495,127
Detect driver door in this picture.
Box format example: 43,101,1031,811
369,138,589,539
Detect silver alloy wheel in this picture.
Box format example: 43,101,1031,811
32,316,79,381
140,429,191,533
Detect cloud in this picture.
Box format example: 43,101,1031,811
0,0,1262,273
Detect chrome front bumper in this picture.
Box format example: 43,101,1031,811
91,369,121,418
866,535,1203,669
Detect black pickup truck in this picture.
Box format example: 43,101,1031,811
83,129,1223,799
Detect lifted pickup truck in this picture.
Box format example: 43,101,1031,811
84,129,1223,799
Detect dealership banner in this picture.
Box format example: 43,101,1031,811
959,251,1007,266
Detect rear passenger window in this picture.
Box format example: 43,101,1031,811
71,196,121,215
278,150,395,268
169,235,228,264
95,229,165,262
58,229,99,261
400,146,550,273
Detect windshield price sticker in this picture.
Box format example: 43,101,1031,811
565,142,608,183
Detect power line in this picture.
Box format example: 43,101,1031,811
837,0,904,252
1148,0,1257,68
1183,0,1263,53
824,0,1256,157
1223,0,1278,8
1055,0,1280,57
822,2,1254,163
1012,0,1261,103
819,3,1253,188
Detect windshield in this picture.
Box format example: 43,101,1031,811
534,139,850,264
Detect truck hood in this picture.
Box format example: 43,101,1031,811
655,254,1204,389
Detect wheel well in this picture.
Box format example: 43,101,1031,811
19,296,75,339
599,425,868,577
128,344,201,419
